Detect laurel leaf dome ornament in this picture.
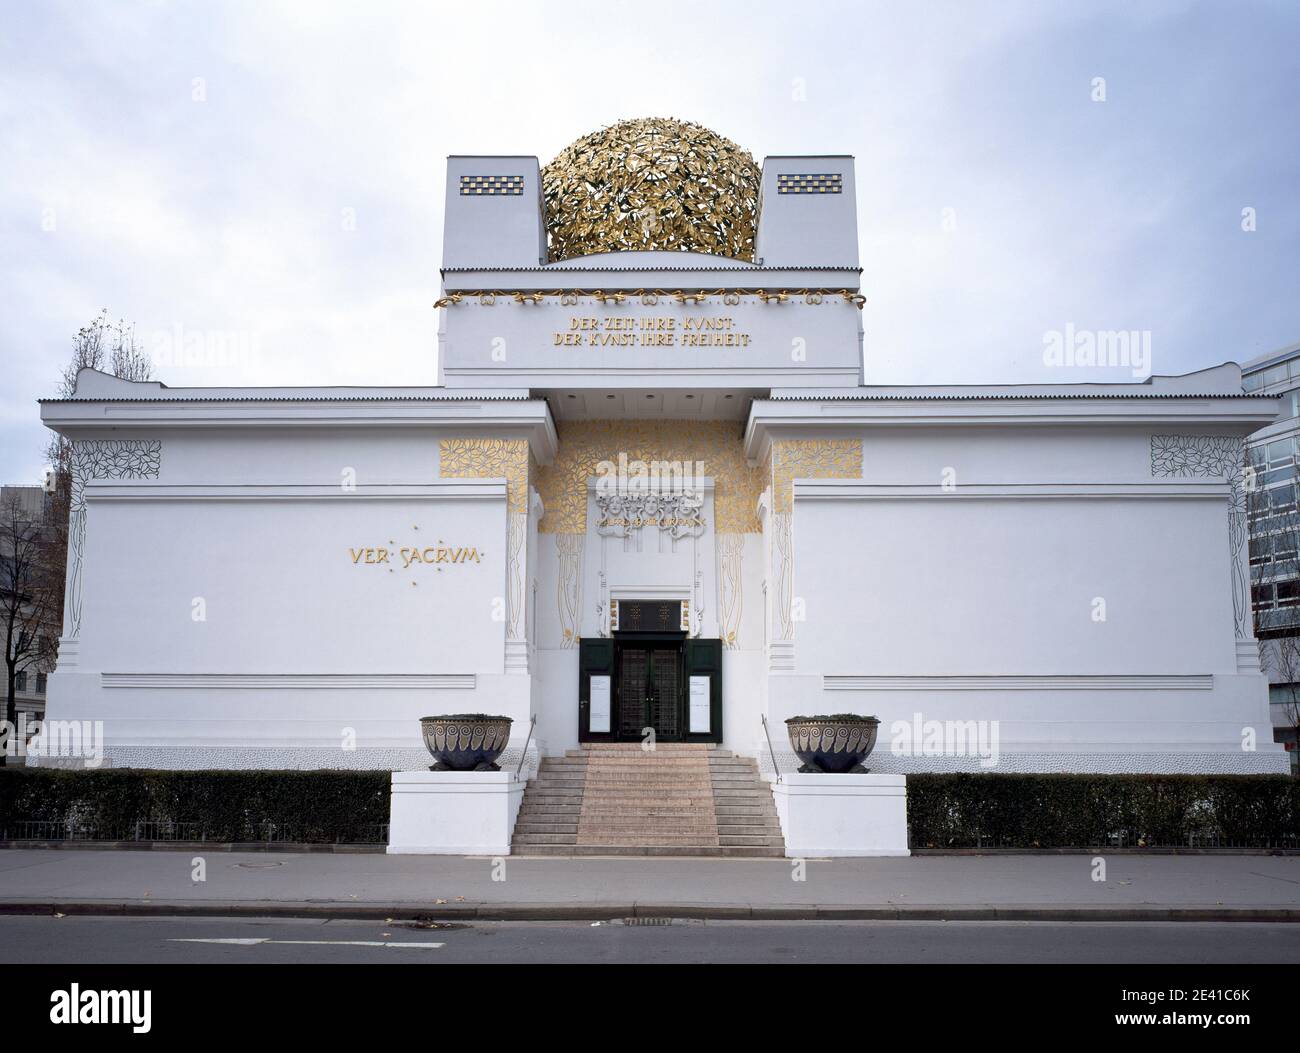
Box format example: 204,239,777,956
542,117,761,262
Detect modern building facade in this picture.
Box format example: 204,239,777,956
1242,342,1300,767
36,118,1290,775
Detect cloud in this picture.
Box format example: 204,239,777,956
1,0,1297,480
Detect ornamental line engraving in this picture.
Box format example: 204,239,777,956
717,533,744,649
1149,434,1249,637
555,533,584,648
66,439,162,638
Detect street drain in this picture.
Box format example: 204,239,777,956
623,917,673,926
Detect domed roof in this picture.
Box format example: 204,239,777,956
541,117,761,263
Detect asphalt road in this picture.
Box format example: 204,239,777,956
1,914,1297,963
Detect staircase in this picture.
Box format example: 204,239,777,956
511,743,785,857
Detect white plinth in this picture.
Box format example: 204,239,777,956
387,770,524,855
771,773,910,857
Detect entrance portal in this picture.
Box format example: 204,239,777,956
579,625,722,745
615,639,683,740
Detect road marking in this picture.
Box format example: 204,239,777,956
169,938,445,948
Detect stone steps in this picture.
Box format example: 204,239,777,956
511,742,785,858
515,844,787,858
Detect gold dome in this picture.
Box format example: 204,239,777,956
542,117,760,263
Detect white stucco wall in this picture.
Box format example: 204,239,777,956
756,423,1287,772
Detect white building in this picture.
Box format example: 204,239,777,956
38,118,1289,778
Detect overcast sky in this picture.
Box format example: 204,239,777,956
2,0,1297,483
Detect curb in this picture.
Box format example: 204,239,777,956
0,842,385,853
2,842,1298,856
0,901,1296,923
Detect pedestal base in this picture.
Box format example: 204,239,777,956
387,770,524,855
771,773,910,857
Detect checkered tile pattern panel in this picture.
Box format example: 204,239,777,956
776,173,843,194
459,175,525,196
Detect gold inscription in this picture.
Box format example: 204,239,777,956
552,316,751,349
349,544,484,568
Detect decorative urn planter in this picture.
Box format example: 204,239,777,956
785,714,880,773
420,714,512,772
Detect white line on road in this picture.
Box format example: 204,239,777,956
169,938,445,948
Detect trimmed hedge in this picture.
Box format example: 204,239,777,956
2,769,1296,848
906,773,1300,849
0,769,390,844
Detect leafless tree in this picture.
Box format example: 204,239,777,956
41,310,154,642
0,491,61,764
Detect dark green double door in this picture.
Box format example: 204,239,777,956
579,635,722,744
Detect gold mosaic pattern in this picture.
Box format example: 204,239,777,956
438,438,531,513
770,439,863,513
541,117,761,262
535,420,763,534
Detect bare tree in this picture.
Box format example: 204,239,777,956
41,310,154,644
45,308,153,477
0,491,61,765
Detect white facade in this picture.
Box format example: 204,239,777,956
37,124,1289,774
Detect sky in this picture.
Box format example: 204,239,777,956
1,0,1297,483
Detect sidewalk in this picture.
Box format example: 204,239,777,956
1,849,1298,921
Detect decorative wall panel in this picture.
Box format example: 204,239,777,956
438,438,530,513
66,439,163,639
1149,434,1248,638
717,533,744,649
770,438,863,514
555,533,584,647
536,420,762,534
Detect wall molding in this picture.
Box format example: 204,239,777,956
757,747,1289,775
795,481,1227,502
823,674,1215,691
101,673,477,690
84,482,506,503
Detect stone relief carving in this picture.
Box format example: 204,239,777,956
593,488,705,540
1149,434,1248,638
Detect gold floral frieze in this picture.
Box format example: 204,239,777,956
438,438,531,513
770,439,863,513
535,420,763,534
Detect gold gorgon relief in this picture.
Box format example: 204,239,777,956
542,117,761,263
438,438,531,514
535,420,763,534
